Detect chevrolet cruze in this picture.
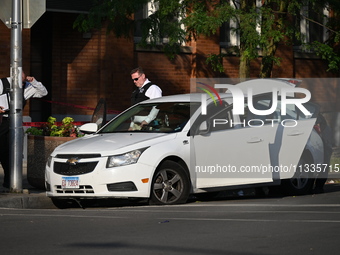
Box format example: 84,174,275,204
45,79,331,205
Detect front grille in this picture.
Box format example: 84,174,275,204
55,185,94,194
54,162,98,175
56,154,101,159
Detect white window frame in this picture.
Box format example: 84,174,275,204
296,4,329,52
134,0,184,46
220,0,262,48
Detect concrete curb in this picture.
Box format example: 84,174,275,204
0,162,57,209
0,191,57,209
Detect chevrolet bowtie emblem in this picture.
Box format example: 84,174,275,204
66,158,79,165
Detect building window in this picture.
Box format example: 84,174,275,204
134,0,183,46
220,0,262,48
294,4,329,52
220,1,329,53
134,1,158,43
220,0,240,48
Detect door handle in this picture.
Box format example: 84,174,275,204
247,137,262,143
287,130,303,136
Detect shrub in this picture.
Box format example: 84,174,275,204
26,116,84,137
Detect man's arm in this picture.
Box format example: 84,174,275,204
24,77,48,100
129,106,160,130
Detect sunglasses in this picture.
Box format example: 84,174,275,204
132,75,142,81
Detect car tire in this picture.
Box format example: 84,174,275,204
281,155,314,195
149,160,190,205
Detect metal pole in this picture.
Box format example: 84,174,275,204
9,0,23,192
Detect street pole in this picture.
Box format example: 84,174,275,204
9,0,23,192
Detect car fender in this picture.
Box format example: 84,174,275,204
137,132,192,192
305,129,324,166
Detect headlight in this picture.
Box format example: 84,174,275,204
106,148,148,168
47,156,52,168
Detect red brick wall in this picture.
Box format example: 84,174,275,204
51,13,101,115
295,58,337,78
0,23,11,78
222,57,241,78
50,14,135,114
194,34,226,78
294,58,340,111
133,51,192,97
272,44,294,78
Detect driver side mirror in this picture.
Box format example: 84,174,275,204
79,123,98,134
197,121,210,136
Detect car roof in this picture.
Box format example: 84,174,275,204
139,93,234,104
233,78,297,95
139,78,299,104
139,93,203,103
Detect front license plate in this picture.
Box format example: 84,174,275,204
62,177,79,189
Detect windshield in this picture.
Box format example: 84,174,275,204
99,102,200,133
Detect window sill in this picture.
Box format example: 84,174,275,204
134,44,193,54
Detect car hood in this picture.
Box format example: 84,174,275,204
52,132,174,156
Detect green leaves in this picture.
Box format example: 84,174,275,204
206,53,226,73
74,0,148,38
25,117,84,137
306,41,340,72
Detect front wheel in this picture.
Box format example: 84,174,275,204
150,161,190,205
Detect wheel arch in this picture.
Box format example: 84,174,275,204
154,156,193,191
156,156,190,177
280,148,315,195
301,148,314,165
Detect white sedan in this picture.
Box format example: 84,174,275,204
45,79,330,205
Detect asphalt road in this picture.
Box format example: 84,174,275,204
0,184,340,255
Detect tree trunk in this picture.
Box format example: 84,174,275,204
238,0,255,79
260,0,288,78
239,53,250,79
259,41,277,78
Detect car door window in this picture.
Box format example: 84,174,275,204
191,101,233,134
242,95,299,126
210,106,234,132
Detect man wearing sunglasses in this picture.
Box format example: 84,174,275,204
130,67,162,105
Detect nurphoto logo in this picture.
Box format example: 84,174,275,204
198,81,312,128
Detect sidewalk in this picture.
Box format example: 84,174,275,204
0,162,56,209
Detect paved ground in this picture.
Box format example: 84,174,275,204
1,184,340,255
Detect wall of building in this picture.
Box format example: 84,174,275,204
0,23,11,78
49,13,198,118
